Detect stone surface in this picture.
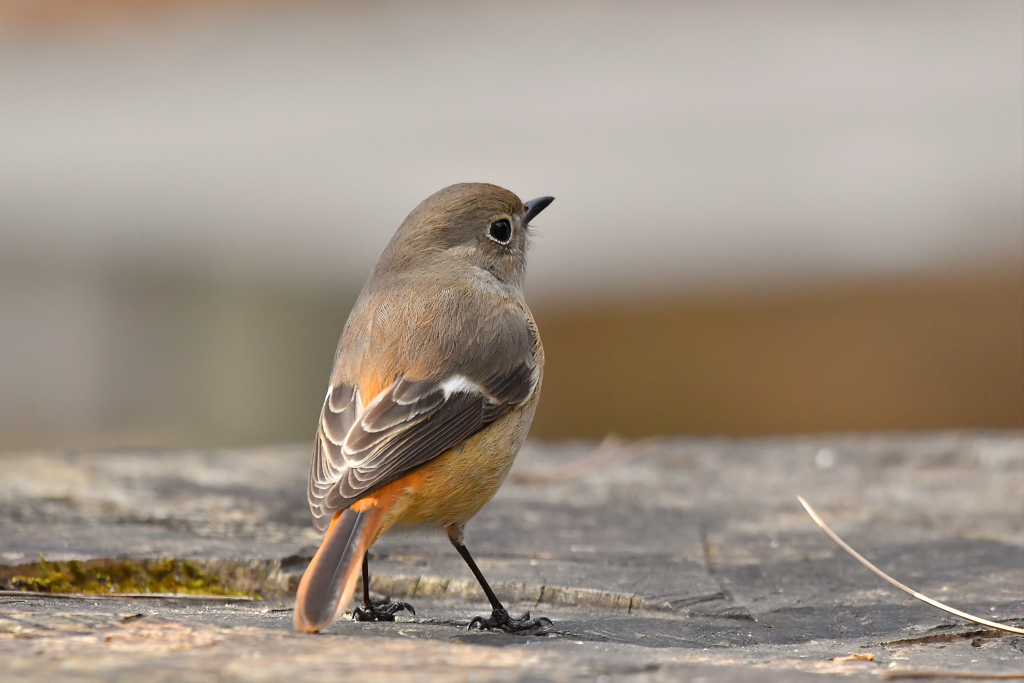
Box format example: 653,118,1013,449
1,433,1022,681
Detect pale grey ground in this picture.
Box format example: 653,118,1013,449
2,433,1022,681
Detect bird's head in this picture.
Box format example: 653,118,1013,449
379,183,554,291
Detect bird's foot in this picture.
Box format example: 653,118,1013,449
467,607,552,633
352,599,415,622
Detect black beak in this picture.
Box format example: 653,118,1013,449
524,196,555,224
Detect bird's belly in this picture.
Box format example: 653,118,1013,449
383,399,538,533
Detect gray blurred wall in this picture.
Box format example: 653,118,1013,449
0,0,1021,449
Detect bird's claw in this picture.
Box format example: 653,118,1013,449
352,599,415,622
467,607,552,633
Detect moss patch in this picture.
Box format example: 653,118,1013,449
1,556,259,598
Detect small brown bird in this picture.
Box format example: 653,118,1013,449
294,183,554,634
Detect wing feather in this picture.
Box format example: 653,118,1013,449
307,363,535,532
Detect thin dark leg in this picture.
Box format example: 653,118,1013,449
452,540,504,611
452,540,552,633
351,552,415,622
361,553,373,608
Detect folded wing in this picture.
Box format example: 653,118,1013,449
307,361,536,532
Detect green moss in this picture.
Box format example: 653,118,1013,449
4,556,257,598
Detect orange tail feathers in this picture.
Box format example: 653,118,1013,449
294,504,385,633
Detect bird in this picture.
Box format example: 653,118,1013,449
294,183,555,634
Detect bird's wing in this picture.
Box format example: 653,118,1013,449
307,354,537,533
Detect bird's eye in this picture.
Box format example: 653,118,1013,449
487,219,513,245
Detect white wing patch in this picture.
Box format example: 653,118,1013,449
439,374,481,399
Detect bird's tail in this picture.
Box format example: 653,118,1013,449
294,505,385,633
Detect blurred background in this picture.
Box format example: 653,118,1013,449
1,0,1021,452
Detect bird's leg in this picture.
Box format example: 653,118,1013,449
352,552,415,622
447,526,552,633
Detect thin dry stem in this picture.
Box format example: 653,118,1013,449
796,496,1024,636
